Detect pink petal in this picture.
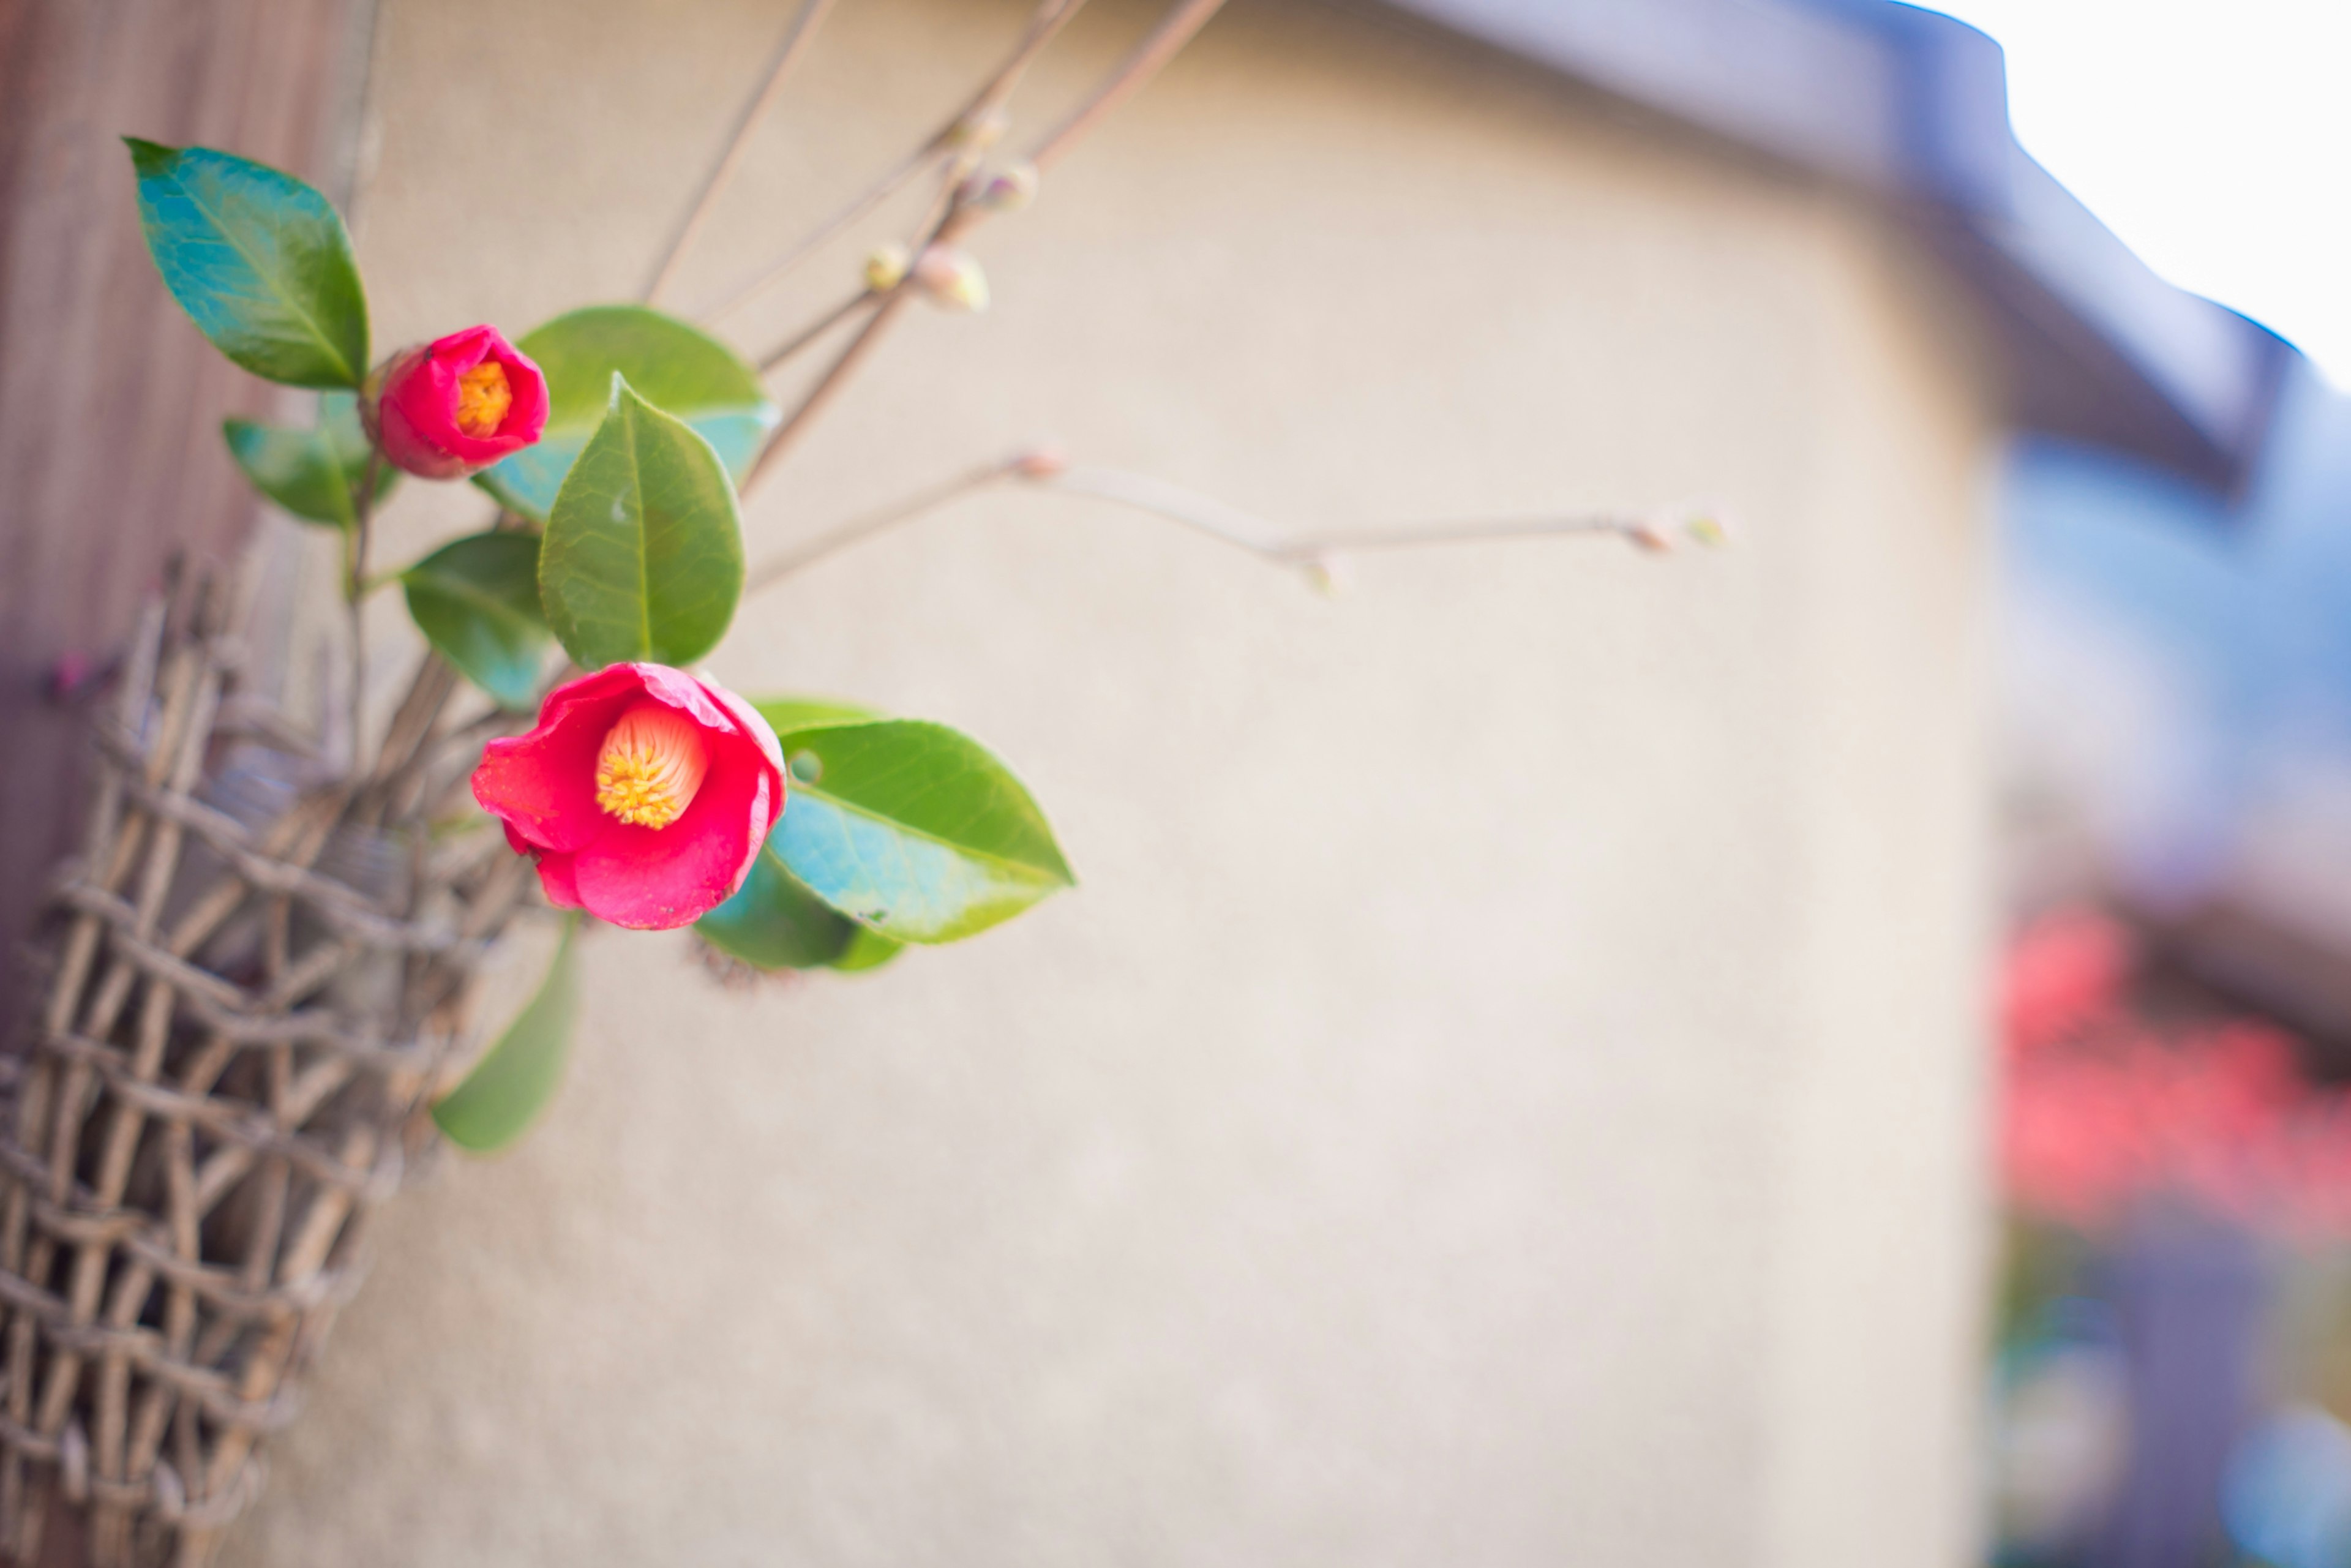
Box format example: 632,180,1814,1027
570,730,773,930
628,663,738,732
703,680,785,777
533,850,583,910
472,668,653,852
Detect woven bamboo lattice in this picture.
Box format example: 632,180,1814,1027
0,568,530,1567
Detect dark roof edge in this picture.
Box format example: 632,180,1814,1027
1379,0,2296,489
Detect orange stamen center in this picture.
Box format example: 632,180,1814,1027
594,703,708,829
454,361,513,438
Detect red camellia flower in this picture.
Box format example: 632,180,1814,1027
471,664,785,931
360,324,548,479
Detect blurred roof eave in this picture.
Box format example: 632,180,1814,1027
1376,0,2299,492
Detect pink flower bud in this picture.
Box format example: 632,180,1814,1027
911,246,989,313
471,664,785,931
1622,515,1681,554
973,161,1040,213
1008,443,1068,481
361,325,547,480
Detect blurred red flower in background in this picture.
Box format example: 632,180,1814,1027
2001,909,2351,1237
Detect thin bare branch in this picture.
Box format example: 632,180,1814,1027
696,150,942,323
741,0,1231,495
1043,467,1696,565
1044,465,1287,560
1281,515,1644,556
697,0,1089,323
343,451,385,775
643,0,841,304
1027,0,1228,170
743,449,1727,599
756,285,879,372
744,456,1023,592
744,288,928,493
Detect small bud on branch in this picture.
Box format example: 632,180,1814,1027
912,247,990,312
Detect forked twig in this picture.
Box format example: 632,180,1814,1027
697,0,1089,323
694,149,942,323
742,449,1733,594
742,0,1235,494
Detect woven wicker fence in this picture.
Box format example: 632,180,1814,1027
0,568,528,1567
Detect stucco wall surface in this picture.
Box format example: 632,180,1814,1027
234,1,1995,1563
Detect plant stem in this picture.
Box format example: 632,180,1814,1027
1045,467,1660,561
1026,0,1226,171
743,456,1019,591
740,0,1231,497
696,0,1090,323
756,285,879,373
740,451,1700,596
345,451,384,776
643,0,839,305
695,150,943,324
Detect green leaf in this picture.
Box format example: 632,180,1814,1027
125,140,369,389
402,531,553,710
755,696,885,741
697,845,859,970
697,835,909,974
698,695,909,973
434,915,577,1153
474,305,778,522
222,392,393,527
770,720,1073,944
539,373,745,670
831,926,905,972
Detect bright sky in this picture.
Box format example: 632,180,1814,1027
1924,0,2351,388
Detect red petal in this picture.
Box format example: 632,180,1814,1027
570,729,775,930
372,392,470,479
533,851,583,909
628,663,738,731
384,325,544,473
471,668,651,852
491,342,548,445
703,680,785,777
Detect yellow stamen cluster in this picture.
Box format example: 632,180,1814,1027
454,361,514,438
594,703,709,829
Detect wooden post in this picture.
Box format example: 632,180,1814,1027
0,0,369,1025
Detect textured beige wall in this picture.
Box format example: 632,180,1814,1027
235,0,1995,1563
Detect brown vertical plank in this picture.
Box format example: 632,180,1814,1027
0,0,365,1023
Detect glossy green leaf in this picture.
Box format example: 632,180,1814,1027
402,531,552,710
771,720,1073,944
539,373,745,670
697,845,860,970
697,696,906,973
222,392,393,527
697,836,909,973
125,139,369,389
434,915,577,1153
830,926,905,972
475,305,778,522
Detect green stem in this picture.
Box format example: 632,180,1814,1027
345,450,384,775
